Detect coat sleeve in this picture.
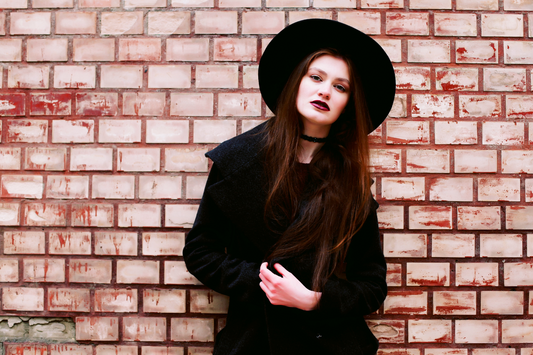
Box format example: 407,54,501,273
317,202,387,317
182,164,262,303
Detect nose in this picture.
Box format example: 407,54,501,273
318,86,330,100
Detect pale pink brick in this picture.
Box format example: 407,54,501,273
92,175,135,199
70,259,112,283
99,120,141,143
505,41,533,64
164,260,202,285
482,14,523,37
429,177,473,202
484,68,526,92
56,11,96,34
458,206,501,230
186,176,208,199
434,121,477,145
146,120,188,144
148,65,191,89
139,176,182,199
406,149,450,173
8,65,49,89
507,95,533,118
412,94,454,118
196,11,237,34
482,291,523,315
527,180,533,202
50,231,91,255
0,39,22,61
171,318,214,342
382,177,425,201
33,0,74,7
0,148,21,170
48,288,90,312
505,0,533,9
118,148,160,172
80,0,120,5
101,11,143,35
388,94,407,117
407,262,450,286
408,320,451,343
194,120,236,143
314,0,355,7
5,119,47,143
379,350,420,355
408,40,450,63
171,93,213,116
269,0,308,6
242,119,266,133
0,93,25,116
503,151,533,174
386,263,402,286
456,40,498,64
377,205,403,230
0,203,20,226
478,178,520,202
367,320,405,344
1,175,42,199
436,68,478,91
141,347,185,355
502,320,533,343
196,65,238,89
432,234,475,258
118,204,161,227
76,92,118,116
143,232,184,256
455,149,496,173
410,0,450,8
242,12,284,34
456,262,498,286
10,12,50,35
76,317,119,341
434,291,476,315
456,320,498,343
124,92,165,117
218,93,261,117
117,260,159,284
4,231,44,254
386,121,429,145
362,0,403,7
219,0,258,5
54,65,96,89
101,65,142,89
94,289,138,313
165,204,199,228
27,148,67,171
165,148,209,172
23,258,65,282
0,13,3,35
71,148,112,171
435,13,476,36
148,11,190,35
71,203,114,227
123,317,166,342
2,287,44,311
0,259,19,282
52,120,94,144
459,95,501,118
143,289,186,313
383,233,426,258
394,67,430,90
5,346,50,355
73,38,115,62
409,206,452,230
95,232,138,256
167,38,209,61
338,11,381,35
457,0,498,10
30,92,71,115
0,0,27,7
125,0,166,6
214,38,257,61
370,149,402,173
190,290,230,314
507,206,533,230
23,202,66,226
375,39,402,63
242,65,259,89
386,12,429,36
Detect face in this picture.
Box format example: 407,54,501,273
296,54,351,137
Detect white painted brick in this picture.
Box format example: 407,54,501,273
165,148,208,172
70,148,113,171
146,120,189,144
139,176,182,199
165,204,199,228
193,120,236,143
118,148,160,172
99,120,142,143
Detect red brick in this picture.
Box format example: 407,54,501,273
456,262,498,286
117,260,159,284
148,65,190,89
366,319,405,344
1,175,42,199
123,92,165,116
95,289,138,313
194,120,236,143
527,180,533,202
0,93,25,116
377,205,404,230
432,234,475,258
165,148,209,172
10,12,50,35
50,345,92,355
164,261,202,285
171,318,214,342
505,41,533,64
406,262,450,286
386,13,429,36
52,120,95,144
46,176,88,199
23,202,66,226
76,317,119,341
6,119,47,143
457,0,497,10
143,289,186,313
338,11,381,35
165,204,199,228
0,39,22,61
369,149,402,173
55,11,96,34
54,65,96,89
0,258,19,282
70,148,112,171
8,65,49,89
456,320,498,343
478,178,520,202
123,317,166,342
101,11,143,35
507,206,533,230
170,93,213,116
242,12,284,34
502,320,533,343
48,288,90,312
408,320,451,343
118,148,160,172
49,231,91,255
455,149,496,173
214,38,257,61
429,177,473,202
484,68,526,92
70,259,112,283
382,178,425,201
394,67,430,90
147,11,190,35
80,0,120,6
459,95,501,118
33,0,74,7
456,40,498,64
482,14,523,37
146,121,188,144
96,346,137,355
142,232,184,256
167,38,209,61
0,203,20,226
73,38,114,62
481,291,523,315
435,13,476,36
386,263,402,286
378,350,420,355
4,231,44,254
412,94,454,118
434,291,476,315
2,287,44,311
384,291,427,315
406,149,450,173
95,232,138,256
457,206,501,230
190,290,230,314
436,68,477,91
99,120,141,143
218,93,261,117
30,93,71,115
506,95,533,118
5,345,47,355
362,0,403,7
408,40,450,63
71,203,114,227
76,92,118,116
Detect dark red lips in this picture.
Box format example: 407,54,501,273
311,100,330,111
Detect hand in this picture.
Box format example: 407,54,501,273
259,262,322,311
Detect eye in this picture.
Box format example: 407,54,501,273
334,84,347,93
310,74,322,82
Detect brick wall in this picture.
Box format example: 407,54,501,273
0,0,532,354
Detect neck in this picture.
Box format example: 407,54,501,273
298,138,325,163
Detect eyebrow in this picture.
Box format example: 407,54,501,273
309,67,351,85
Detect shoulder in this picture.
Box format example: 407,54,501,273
206,121,268,177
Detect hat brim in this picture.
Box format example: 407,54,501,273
258,19,396,133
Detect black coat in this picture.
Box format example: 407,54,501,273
183,123,387,355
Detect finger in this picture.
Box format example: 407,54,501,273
259,282,273,299
273,263,291,277
259,263,279,283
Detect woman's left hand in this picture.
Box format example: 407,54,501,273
259,262,322,311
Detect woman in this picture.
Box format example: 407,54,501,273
183,19,396,355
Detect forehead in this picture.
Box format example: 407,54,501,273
308,54,350,78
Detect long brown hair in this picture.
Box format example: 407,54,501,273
264,48,374,292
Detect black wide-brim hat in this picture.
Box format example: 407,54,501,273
258,19,396,133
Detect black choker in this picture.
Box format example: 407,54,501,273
300,134,327,143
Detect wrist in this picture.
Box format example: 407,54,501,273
304,290,322,311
